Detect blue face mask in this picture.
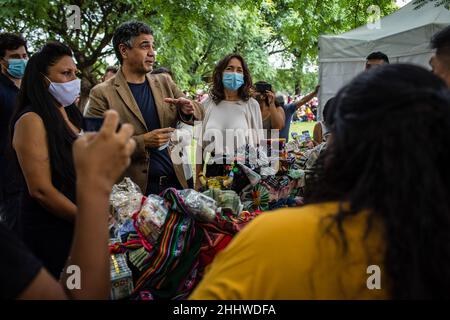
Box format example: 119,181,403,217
5,58,27,79
222,72,244,91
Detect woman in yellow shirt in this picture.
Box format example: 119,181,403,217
191,64,450,300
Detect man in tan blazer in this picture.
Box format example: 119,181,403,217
85,21,203,194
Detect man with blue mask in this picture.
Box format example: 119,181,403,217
0,32,28,229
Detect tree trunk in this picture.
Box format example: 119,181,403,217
294,79,302,96
293,59,304,96
291,50,304,96
78,65,98,114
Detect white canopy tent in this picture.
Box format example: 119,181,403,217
317,1,450,117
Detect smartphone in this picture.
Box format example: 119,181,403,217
83,116,121,132
255,82,272,93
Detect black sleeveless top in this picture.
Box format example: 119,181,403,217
12,105,81,278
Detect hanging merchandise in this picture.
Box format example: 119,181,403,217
134,195,169,245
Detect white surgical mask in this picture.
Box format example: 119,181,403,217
45,75,81,107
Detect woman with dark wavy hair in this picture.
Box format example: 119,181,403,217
197,54,263,184
191,64,450,299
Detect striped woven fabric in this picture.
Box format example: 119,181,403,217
111,188,262,300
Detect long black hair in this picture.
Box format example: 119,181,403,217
10,41,82,198
306,64,450,299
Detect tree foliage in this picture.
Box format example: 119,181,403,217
0,0,403,98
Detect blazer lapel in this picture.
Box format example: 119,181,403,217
114,70,147,129
147,74,166,128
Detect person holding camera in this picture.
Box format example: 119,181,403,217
253,81,285,139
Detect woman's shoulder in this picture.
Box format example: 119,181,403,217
12,111,48,151
15,111,44,128
13,111,46,140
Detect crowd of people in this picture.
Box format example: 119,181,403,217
0,18,449,300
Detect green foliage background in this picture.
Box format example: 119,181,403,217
0,0,403,97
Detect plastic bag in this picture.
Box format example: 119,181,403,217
178,189,217,222
135,194,169,244
110,253,134,300
203,189,243,216
110,178,143,226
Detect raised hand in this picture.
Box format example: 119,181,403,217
164,97,195,115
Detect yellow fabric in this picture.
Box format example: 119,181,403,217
190,202,389,300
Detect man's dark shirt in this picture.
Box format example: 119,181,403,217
128,80,175,190
0,72,19,200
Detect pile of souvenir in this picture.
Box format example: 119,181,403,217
104,132,321,300
197,137,317,211
107,179,260,300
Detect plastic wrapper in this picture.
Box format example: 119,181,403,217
116,219,136,243
203,189,243,216
135,195,169,244
260,165,278,177
128,246,151,272
174,122,194,181
238,164,261,186
110,178,143,226
110,253,134,300
178,189,217,222
288,168,305,180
